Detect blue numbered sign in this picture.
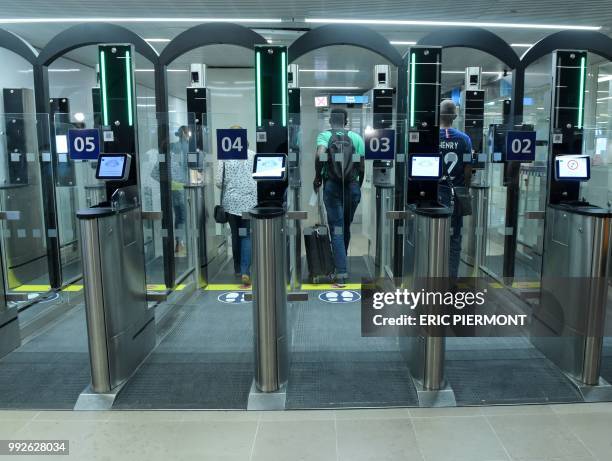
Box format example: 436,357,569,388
506,131,536,162
68,129,100,160
216,129,247,160
365,129,395,160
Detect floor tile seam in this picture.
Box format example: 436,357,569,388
482,411,514,461
554,411,602,461
248,417,261,461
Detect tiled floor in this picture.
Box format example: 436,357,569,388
0,403,611,460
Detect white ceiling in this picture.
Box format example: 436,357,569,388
2,1,612,97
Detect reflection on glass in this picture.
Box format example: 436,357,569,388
0,114,51,305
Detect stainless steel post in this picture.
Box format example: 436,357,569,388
472,185,488,278
421,213,450,391
79,217,111,394
402,206,451,392
582,214,610,385
185,185,206,288
375,187,394,279
251,207,288,392
533,205,612,393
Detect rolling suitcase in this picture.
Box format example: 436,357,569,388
304,190,335,283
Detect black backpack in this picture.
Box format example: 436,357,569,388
326,129,357,182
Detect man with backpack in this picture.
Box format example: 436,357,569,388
313,108,365,286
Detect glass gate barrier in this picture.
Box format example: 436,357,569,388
0,113,52,306
138,112,198,288
53,112,105,286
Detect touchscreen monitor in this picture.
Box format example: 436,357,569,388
555,155,590,181
96,154,131,181
252,154,287,180
409,154,442,180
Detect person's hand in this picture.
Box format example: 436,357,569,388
313,176,322,190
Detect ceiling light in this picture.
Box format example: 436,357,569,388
145,38,171,42
136,69,188,72
305,18,600,31
442,70,501,76
300,86,362,90
0,17,282,24
19,68,80,73
299,69,360,73
598,75,612,82
510,43,534,47
597,96,612,101
390,41,417,45
74,112,85,122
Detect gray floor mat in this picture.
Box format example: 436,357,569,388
286,351,418,409
0,306,90,409
287,293,418,408
113,292,254,409
446,358,583,405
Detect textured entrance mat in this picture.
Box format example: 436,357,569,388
286,292,418,409
0,306,90,409
113,292,254,409
446,357,583,405
112,354,253,409
286,351,418,409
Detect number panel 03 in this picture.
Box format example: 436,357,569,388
365,128,395,161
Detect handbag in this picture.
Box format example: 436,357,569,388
214,163,229,224
450,183,472,217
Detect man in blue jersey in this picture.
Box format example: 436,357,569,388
439,99,473,279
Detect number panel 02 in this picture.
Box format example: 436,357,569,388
216,128,248,160
365,128,395,161
505,131,536,162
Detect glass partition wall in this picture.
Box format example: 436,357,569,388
293,45,396,285
165,45,256,286
0,49,51,307
0,113,51,306
438,48,511,281
48,46,166,289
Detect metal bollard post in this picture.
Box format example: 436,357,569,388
79,217,111,394
251,208,289,392
420,213,451,391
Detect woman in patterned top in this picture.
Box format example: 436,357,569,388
215,128,258,286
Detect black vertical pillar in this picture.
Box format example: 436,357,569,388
502,66,526,282
154,61,175,289
98,45,138,197
393,58,408,279
255,45,288,156
33,63,62,289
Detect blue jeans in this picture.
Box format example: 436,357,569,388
323,180,361,277
438,185,463,279
228,214,251,276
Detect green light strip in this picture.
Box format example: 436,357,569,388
256,51,262,126
125,50,133,126
577,55,585,129
100,50,109,126
410,52,416,127
281,51,287,127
